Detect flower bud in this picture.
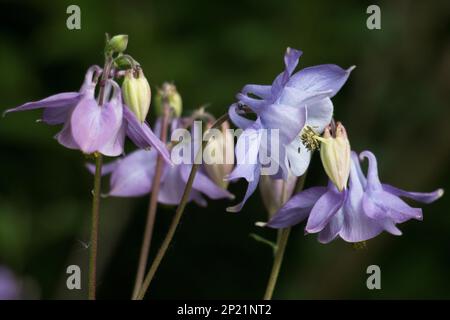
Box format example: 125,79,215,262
204,121,234,189
122,68,151,123
320,122,351,191
155,83,183,118
108,34,128,53
260,174,298,217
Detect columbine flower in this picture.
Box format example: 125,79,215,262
90,118,234,205
226,47,354,212
4,66,170,161
266,150,443,243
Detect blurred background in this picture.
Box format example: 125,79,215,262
0,0,449,299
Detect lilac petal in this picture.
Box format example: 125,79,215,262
268,187,326,228
351,151,367,187
360,151,423,222
55,118,79,150
42,105,73,125
109,150,156,197
99,122,126,157
226,165,261,213
340,196,385,242
382,184,444,204
305,98,333,133
191,190,208,207
318,210,344,243
271,47,303,97
260,102,307,146
287,64,355,98
286,137,312,177
241,84,272,100
236,93,267,113
362,190,423,223
158,166,186,205
71,97,122,154
180,165,234,200
228,103,255,130
123,106,171,164
227,122,263,182
4,92,81,116
305,183,345,233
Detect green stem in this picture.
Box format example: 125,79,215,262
263,173,307,300
136,113,229,300
87,40,114,299
263,227,291,300
88,153,103,300
131,102,171,299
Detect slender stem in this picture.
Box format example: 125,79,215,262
87,45,114,300
88,153,103,300
263,173,307,300
136,113,229,300
263,227,291,300
131,103,171,299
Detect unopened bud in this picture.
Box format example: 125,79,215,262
122,68,151,123
108,34,128,53
155,83,183,118
260,174,298,217
204,121,234,189
320,122,351,191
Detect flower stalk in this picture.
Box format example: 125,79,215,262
131,98,172,299
136,113,230,300
263,173,307,300
88,35,115,300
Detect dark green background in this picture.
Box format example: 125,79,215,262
0,0,449,299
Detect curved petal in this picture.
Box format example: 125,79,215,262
241,84,272,100
286,137,312,177
99,121,126,157
226,165,261,213
287,64,354,98
3,92,81,116
109,150,156,197
228,103,255,130
42,105,74,125
55,118,79,150
268,187,326,228
305,183,345,233
123,106,171,164
180,165,234,200
70,96,122,154
318,210,344,243
158,165,186,205
382,184,444,204
260,102,307,147
305,98,333,133
271,47,303,98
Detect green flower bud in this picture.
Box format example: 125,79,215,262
204,121,234,189
108,34,128,53
122,68,151,123
154,83,183,117
320,122,351,191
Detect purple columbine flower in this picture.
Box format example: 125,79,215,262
226,48,354,212
266,151,443,243
4,66,170,162
88,118,234,206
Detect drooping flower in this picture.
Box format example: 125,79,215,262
266,150,443,243
89,118,234,206
226,47,354,212
4,66,170,162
